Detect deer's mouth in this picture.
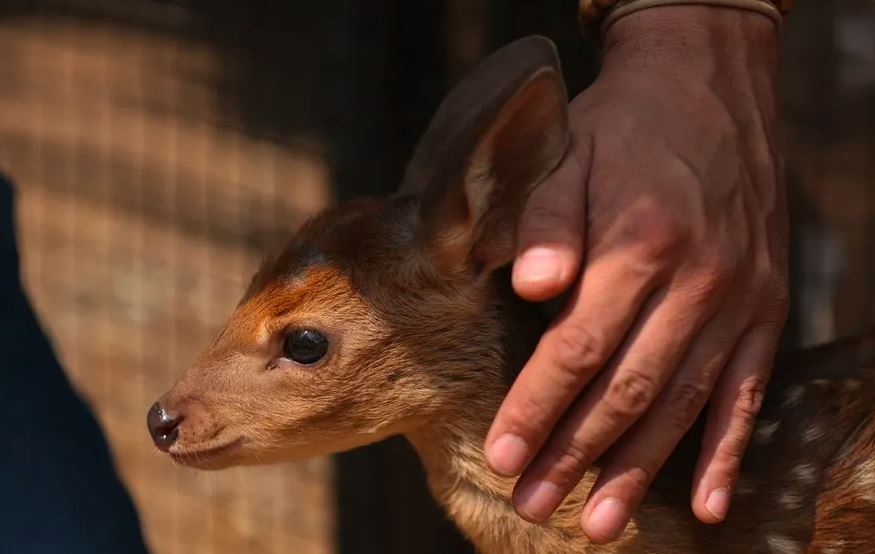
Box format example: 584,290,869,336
169,437,245,469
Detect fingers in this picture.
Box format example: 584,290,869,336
577,320,742,542
485,252,658,478
513,140,589,302
690,324,781,524
509,287,707,524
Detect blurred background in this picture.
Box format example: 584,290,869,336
0,0,872,553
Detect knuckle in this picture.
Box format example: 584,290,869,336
733,377,767,421
714,431,749,466
502,397,552,436
694,250,739,295
628,211,688,262
752,253,787,290
764,271,789,297
773,278,790,303
595,461,655,501
766,278,791,315
604,369,659,419
668,381,710,430
522,202,578,235
542,440,595,486
622,463,655,491
550,323,609,378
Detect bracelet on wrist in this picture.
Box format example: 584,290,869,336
578,0,792,37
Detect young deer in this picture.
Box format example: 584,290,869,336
148,37,875,553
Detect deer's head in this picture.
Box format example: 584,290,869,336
148,36,570,469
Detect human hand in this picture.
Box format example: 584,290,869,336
485,6,789,543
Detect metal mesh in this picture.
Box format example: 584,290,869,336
1,4,332,553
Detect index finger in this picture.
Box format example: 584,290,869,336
484,251,660,477
513,145,587,302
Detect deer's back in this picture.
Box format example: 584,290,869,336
634,337,875,553
531,336,875,553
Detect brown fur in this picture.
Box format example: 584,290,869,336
153,36,875,553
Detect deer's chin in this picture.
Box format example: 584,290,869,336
169,437,246,470
255,430,403,464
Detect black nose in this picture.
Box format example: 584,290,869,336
147,402,181,451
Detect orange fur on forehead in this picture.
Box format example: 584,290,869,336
245,196,421,300
227,265,372,346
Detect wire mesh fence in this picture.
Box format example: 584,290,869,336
1,3,332,553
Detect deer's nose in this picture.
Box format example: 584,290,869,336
147,402,181,451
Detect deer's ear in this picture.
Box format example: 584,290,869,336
401,35,569,274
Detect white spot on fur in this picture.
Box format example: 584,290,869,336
778,490,804,510
790,463,818,485
754,420,780,445
843,379,863,391
783,385,805,408
851,459,875,502
821,540,846,554
811,379,831,387
765,533,804,553
801,422,826,444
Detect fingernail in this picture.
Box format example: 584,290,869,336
705,488,730,520
586,498,628,541
515,247,562,284
486,434,529,476
514,480,563,522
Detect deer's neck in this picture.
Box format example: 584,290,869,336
406,410,595,554
403,286,599,554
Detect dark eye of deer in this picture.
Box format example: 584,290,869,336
283,329,328,365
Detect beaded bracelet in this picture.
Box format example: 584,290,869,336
579,0,792,36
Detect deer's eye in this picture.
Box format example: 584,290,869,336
283,329,328,365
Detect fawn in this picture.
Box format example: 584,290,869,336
148,36,875,553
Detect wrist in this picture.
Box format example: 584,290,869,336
601,5,779,94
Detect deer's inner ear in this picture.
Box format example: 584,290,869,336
403,36,570,276
463,68,568,273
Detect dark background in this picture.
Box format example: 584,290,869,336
0,1,872,552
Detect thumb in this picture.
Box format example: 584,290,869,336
513,142,589,301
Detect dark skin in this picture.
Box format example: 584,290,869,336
485,6,789,542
